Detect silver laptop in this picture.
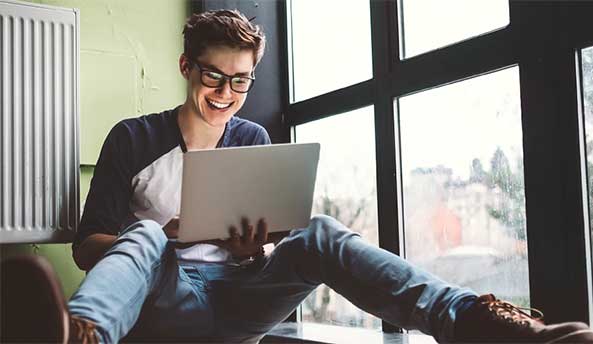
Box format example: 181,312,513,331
177,143,320,243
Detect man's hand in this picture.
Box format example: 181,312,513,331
169,217,291,254
163,217,180,239
74,233,117,272
215,218,268,259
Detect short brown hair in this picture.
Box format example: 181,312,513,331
183,9,266,66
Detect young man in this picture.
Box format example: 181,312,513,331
3,9,593,344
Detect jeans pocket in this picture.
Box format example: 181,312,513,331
180,266,209,292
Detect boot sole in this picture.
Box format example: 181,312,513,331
548,329,593,343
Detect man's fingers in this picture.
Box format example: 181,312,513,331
244,224,255,244
229,226,241,242
241,217,249,229
256,218,268,244
241,217,255,243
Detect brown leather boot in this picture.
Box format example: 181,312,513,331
454,294,593,343
70,316,99,344
0,255,98,343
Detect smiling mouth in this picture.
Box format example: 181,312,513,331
206,98,233,110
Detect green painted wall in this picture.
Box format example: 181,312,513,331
31,0,189,164
1,0,188,299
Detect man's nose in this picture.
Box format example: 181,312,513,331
216,79,233,97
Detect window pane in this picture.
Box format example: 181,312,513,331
397,67,530,306
289,0,372,102
294,107,380,329
581,46,593,303
399,0,509,59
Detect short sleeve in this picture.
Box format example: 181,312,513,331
254,126,271,145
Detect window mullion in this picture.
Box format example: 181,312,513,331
370,0,401,334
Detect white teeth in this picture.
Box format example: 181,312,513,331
207,99,232,109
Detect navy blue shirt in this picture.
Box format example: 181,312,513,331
75,107,271,261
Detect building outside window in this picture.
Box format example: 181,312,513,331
397,67,529,307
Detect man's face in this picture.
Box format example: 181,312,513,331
182,46,255,128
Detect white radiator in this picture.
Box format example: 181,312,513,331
0,0,79,243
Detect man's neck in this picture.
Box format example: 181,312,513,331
178,103,226,151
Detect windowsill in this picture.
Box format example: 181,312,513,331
262,322,437,344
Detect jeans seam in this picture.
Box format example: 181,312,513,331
105,258,164,339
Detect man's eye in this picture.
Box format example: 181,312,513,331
205,72,223,80
233,78,249,85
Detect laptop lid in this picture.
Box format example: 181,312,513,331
178,142,320,243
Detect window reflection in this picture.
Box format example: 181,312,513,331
397,67,530,306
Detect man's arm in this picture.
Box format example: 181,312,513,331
73,233,117,272
74,122,135,271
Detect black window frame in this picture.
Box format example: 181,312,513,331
283,0,593,332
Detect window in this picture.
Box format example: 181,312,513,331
580,46,593,312
582,46,593,228
294,106,381,329
284,0,593,333
288,0,372,102
398,0,509,58
397,67,530,305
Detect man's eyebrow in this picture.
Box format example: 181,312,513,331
201,63,252,77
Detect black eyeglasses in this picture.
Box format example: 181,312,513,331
193,62,255,94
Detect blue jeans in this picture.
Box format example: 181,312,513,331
68,215,477,343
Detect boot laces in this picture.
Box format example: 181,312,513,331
70,316,99,344
485,299,544,328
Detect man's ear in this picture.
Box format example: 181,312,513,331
179,54,191,80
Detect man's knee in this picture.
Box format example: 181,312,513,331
303,215,360,248
143,219,169,240
112,219,168,257
309,214,341,232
